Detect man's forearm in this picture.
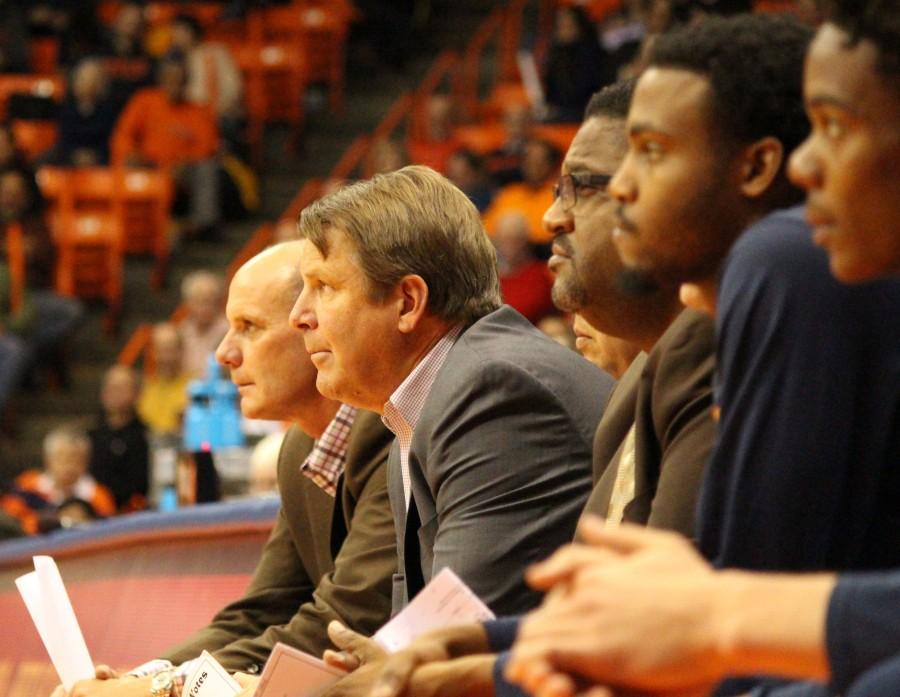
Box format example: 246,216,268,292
715,571,835,682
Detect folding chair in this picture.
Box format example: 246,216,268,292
11,120,58,163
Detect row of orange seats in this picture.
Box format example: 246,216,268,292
30,167,174,331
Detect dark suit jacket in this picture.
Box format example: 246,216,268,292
163,410,396,673
390,305,613,616
583,309,716,537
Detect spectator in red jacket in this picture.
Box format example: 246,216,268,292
494,211,555,324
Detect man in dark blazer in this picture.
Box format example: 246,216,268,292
291,165,612,620
59,242,397,697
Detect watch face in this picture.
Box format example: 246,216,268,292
151,669,174,695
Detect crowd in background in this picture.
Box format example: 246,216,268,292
0,0,815,538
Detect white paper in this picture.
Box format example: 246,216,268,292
183,651,242,697
254,642,346,697
373,567,495,652
15,556,94,690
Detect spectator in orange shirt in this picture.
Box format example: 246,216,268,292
1,425,115,534
483,139,560,247
112,57,221,237
407,95,463,174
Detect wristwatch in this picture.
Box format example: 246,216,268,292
150,668,175,697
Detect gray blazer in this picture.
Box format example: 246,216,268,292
389,305,614,616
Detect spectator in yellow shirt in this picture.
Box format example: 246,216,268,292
138,322,191,437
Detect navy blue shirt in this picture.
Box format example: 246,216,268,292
699,207,900,574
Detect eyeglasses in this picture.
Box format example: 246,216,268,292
553,173,612,212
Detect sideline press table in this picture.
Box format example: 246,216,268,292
0,498,279,697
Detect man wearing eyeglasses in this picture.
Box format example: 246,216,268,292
546,81,716,537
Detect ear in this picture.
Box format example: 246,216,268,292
396,275,430,334
739,136,784,199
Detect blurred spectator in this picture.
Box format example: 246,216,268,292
1,425,115,534
0,0,30,73
0,170,53,286
138,322,191,437
0,326,30,421
180,270,229,378
168,13,244,152
537,314,576,350
97,0,155,104
89,364,149,512
544,6,608,122
56,496,99,529
483,139,560,245
364,138,409,177
46,58,122,167
487,102,534,185
111,58,221,237
446,149,495,213
248,429,285,497
494,212,555,324
0,170,84,383
407,95,463,173
0,124,38,188
572,312,641,379
596,1,646,81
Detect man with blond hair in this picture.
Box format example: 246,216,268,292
291,165,612,624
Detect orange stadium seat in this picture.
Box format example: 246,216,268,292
5,222,27,315
249,2,349,113
232,42,307,165
52,168,125,331
119,168,174,289
35,166,67,231
11,120,58,163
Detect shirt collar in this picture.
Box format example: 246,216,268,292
382,324,463,436
300,404,358,496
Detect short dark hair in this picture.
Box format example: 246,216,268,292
584,79,636,120
648,13,812,156
819,0,900,85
